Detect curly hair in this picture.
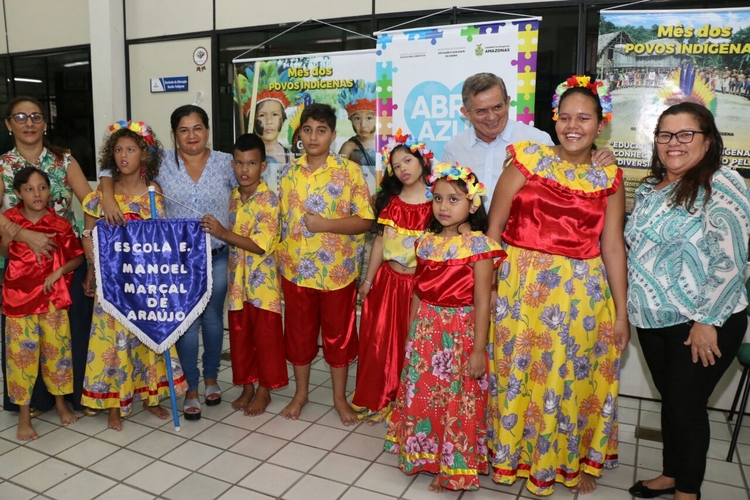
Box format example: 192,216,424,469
645,102,722,212
427,178,488,234
98,127,164,184
373,145,431,231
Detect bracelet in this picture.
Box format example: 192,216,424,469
82,229,93,238
363,279,372,286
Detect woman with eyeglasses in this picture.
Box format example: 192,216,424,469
626,102,750,500
0,96,93,419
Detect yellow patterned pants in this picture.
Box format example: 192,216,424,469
4,303,73,405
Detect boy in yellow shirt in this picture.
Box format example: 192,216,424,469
201,133,288,416
276,103,374,425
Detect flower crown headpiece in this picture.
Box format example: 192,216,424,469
380,128,434,175
426,162,487,208
107,120,156,149
552,75,613,123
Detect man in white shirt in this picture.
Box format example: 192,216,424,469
443,73,553,209
443,72,614,209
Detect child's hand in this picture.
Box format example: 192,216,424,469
82,265,96,298
43,269,63,294
102,196,127,226
303,212,328,233
467,350,486,379
201,215,226,237
591,147,616,167
358,280,372,299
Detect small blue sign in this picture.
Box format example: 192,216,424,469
150,76,188,93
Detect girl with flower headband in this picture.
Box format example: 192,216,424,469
1,95,94,422
486,75,628,496
385,161,506,492
79,121,187,431
350,129,433,424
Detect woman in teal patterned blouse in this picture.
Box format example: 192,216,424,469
626,102,750,500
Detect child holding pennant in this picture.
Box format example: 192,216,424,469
80,121,187,431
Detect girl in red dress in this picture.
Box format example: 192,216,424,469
384,162,505,491
351,130,433,424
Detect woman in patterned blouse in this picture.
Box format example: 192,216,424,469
626,102,750,500
0,96,94,416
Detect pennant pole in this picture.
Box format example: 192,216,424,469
149,186,181,432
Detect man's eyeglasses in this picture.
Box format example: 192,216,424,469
655,130,705,144
8,112,44,124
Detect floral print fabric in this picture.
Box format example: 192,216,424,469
80,192,186,415
277,154,374,291
488,247,620,496
226,184,282,313
0,147,78,235
5,304,73,405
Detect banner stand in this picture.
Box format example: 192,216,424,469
149,186,181,432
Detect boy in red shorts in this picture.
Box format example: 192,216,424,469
276,103,374,425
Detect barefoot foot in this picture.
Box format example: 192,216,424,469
232,385,255,411
245,386,271,416
428,475,446,492
575,473,597,495
280,394,308,420
333,398,359,426
108,408,122,431
143,403,169,419
17,407,38,441
55,398,78,426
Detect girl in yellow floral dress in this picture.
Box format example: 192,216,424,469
80,121,186,431
486,78,629,496
385,163,505,492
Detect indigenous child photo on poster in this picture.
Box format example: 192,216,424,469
232,50,376,193
596,7,750,210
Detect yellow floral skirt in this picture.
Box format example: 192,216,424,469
487,245,620,496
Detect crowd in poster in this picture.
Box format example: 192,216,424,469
597,7,750,210
375,18,542,161
233,50,378,194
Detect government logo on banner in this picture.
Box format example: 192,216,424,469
93,219,212,354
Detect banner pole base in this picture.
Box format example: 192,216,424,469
164,349,181,432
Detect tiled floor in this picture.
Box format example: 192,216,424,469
1,353,750,499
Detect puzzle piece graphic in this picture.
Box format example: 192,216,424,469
516,109,536,126
376,79,393,101
517,66,537,102
377,61,398,103
460,26,480,42
517,23,539,59
512,92,535,114
377,33,394,51
511,50,537,72
377,98,399,116
404,29,444,45
377,110,395,141
377,61,397,82
478,22,507,36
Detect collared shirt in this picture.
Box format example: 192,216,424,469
2,205,83,317
442,121,553,210
625,167,750,328
277,153,375,291
227,183,282,314
1,147,78,235
100,150,236,249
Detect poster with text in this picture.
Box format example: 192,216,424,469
597,7,750,210
233,50,377,194
375,18,542,165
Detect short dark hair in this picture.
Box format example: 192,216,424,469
233,133,266,162
299,103,337,132
13,166,50,191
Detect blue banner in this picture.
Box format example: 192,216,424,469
93,219,212,354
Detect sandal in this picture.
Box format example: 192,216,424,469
205,384,222,406
82,407,100,417
183,397,202,421
29,407,44,418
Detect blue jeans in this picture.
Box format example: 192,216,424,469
177,247,228,392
